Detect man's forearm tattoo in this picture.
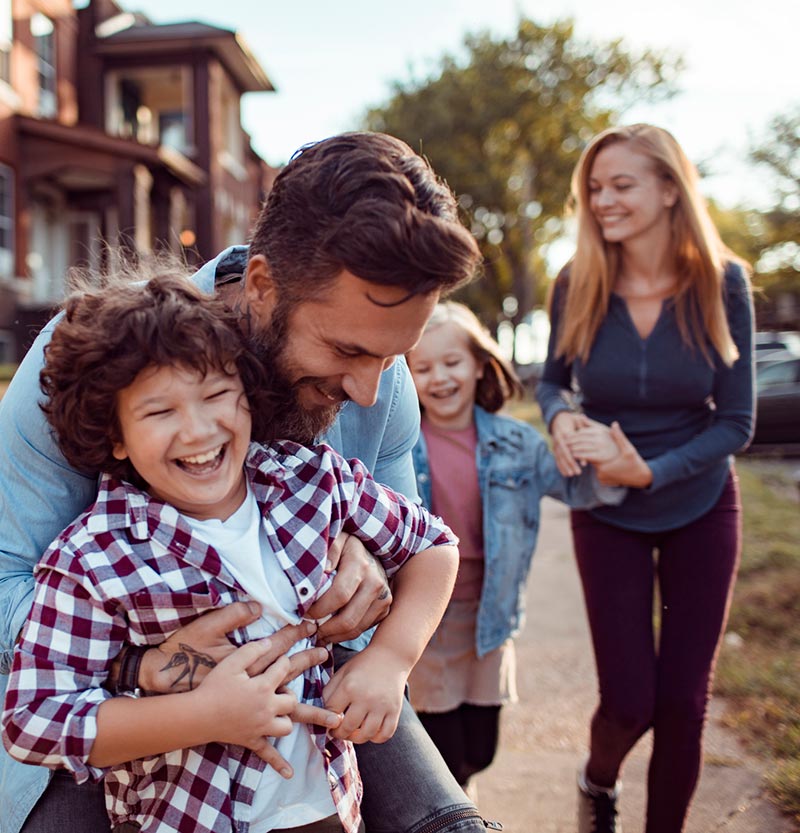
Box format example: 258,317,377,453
159,643,217,691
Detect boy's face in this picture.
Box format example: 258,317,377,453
112,364,252,521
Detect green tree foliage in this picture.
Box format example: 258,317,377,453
364,17,682,326
749,107,800,328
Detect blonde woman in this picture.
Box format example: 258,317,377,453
536,124,754,833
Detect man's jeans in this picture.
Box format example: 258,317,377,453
20,651,490,833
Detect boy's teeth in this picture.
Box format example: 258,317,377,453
180,446,222,465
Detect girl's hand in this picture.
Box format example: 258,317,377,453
196,639,342,777
563,418,618,464
322,645,406,744
550,411,590,477
593,422,653,489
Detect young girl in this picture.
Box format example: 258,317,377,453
2,272,458,833
405,301,626,799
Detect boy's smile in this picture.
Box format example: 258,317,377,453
112,364,252,521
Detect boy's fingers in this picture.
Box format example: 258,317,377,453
291,702,343,730
191,601,262,640
222,640,292,676
244,621,317,676
277,646,329,687
252,739,294,779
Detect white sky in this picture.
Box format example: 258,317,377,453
129,0,798,210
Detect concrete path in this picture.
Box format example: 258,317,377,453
473,497,796,833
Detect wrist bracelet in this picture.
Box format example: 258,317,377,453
115,644,149,696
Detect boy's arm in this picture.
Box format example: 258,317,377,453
322,544,458,743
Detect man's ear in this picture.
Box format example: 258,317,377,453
244,255,278,322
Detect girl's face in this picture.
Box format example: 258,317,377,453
407,320,483,431
112,363,252,521
588,141,677,246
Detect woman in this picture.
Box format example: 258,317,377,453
536,124,754,833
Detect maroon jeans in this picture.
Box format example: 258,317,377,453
571,470,741,833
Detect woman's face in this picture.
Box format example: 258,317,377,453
587,141,678,246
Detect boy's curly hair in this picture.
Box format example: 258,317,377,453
40,269,286,486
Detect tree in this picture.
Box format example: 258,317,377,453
748,107,800,328
364,17,682,328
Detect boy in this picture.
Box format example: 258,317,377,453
2,272,458,833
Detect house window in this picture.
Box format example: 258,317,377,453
0,164,13,279
31,13,56,117
0,0,11,85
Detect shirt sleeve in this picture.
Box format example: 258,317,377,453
536,275,576,430
646,264,755,492
2,557,120,783
328,452,457,580
0,319,98,671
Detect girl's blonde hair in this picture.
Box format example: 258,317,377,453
415,301,523,412
556,123,747,366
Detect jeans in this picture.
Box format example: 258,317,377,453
571,471,741,833
19,653,490,833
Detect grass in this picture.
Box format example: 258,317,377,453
511,394,800,822
715,458,800,822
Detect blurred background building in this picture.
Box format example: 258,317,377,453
0,0,277,361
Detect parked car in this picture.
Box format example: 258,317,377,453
752,356,800,444
754,331,800,367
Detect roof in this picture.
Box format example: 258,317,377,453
94,20,274,93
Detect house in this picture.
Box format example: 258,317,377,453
0,0,277,361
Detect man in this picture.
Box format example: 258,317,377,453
0,132,492,833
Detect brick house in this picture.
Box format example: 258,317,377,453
0,0,277,361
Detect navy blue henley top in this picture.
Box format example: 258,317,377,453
536,262,755,532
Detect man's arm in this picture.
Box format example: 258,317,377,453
0,319,97,667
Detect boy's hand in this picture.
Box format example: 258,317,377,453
306,533,392,645
197,639,342,778
321,645,406,744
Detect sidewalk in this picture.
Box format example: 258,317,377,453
474,497,796,833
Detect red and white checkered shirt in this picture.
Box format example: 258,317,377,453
2,441,456,833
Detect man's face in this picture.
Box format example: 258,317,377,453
244,258,438,437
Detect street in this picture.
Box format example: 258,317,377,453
473,497,795,833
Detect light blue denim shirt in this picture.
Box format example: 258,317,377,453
0,245,420,833
412,406,623,658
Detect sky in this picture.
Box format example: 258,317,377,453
127,0,799,210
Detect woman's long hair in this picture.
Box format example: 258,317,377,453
556,123,747,366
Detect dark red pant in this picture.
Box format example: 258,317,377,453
570,471,741,833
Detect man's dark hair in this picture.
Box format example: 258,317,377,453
40,272,287,486
249,131,481,303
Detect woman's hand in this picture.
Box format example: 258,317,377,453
563,418,618,465
550,411,590,477
593,422,653,489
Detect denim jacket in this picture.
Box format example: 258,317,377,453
412,406,624,657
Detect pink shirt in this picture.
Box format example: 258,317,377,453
421,417,484,601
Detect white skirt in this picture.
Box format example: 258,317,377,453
408,598,518,713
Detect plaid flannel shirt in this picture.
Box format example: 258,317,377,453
2,440,456,833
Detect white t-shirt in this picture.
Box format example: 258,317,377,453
184,484,336,831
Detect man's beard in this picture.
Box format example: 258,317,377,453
246,302,343,446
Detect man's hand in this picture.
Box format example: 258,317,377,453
134,604,318,694
322,645,406,744
306,533,392,645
